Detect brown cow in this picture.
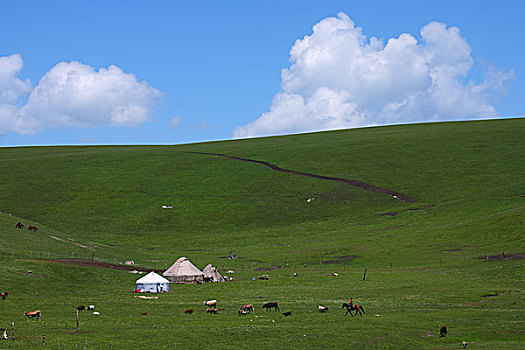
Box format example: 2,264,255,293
24,310,41,320
238,309,247,316
242,304,254,313
184,309,194,314
0,291,8,300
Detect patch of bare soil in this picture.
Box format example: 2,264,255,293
42,259,163,273
187,151,417,203
476,254,525,261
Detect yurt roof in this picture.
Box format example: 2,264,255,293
163,257,204,277
136,271,170,284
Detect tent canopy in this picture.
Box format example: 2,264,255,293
163,257,204,284
136,271,170,284
202,264,225,282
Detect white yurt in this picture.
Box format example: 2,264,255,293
163,257,204,284
136,271,170,293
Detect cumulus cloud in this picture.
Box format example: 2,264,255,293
233,13,514,138
0,54,162,135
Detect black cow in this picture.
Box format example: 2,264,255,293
262,302,280,311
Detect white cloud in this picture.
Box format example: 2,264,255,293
0,55,162,135
233,13,514,138
168,115,181,130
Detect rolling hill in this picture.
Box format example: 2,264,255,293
0,118,523,349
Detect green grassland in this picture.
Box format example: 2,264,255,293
0,119,523,349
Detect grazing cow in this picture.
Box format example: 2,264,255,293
141,313,147,316
282,311,292,317
206,308,218,314
242,304,254,313
0,292,8,300
27,225,38,232
15,222,23,229
318,305,329,313
184,309,194,314
462,340,468,348
203,300,217,308
24,310,41,320
440,325,447,337
238,310,247,316
1,328,7,339
76,305,85,311
87,305,95,311
262,302,280,311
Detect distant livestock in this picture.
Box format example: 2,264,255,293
24,310,41,320
440,325,447,337
1,328,7,339
262,302,280,311
76,305,85,311
203,300,217,308
27,225,38,232
318,305,329,313
282,311,292,317
87,305,95,311
238,310,247,316
184,309,194,314
242,304,254,313
0,292,8,300
206,308,218,314
15,222,23,229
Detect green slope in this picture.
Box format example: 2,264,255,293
0,119,523,349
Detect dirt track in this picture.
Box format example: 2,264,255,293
188,152,417,203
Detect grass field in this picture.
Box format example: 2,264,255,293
0,119,523,349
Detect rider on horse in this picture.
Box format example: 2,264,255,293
348,298,354,308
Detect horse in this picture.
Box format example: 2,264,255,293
262,302,280,311
28,225,38,232
24,310,41,320
342,302,365,316
15,222,23,229
0,291,8,300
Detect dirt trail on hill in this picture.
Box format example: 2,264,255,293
188,152,417,203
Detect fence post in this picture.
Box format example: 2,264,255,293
35,328,37,346
43,334,45,347
84,339,87,350
11,321,15,340
110,341,112,349
57,338,60,350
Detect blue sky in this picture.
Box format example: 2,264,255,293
1,0,523,146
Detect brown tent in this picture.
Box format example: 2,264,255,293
163,257,204,284
202,264,225,282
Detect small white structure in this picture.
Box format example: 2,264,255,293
136,271,170,293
